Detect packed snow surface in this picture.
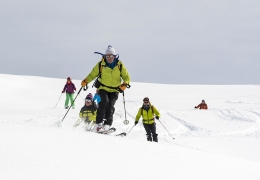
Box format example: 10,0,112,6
0,74,260,180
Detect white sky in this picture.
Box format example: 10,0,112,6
0,0,260,84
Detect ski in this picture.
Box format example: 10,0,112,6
95,127,127,137
73,118,84,127
97,127,116,134
85,120,94,131
116,132,126,136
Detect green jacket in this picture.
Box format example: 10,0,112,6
135,104,160,124
85,60,130,93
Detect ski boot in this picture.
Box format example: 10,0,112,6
93,123,103,133
152,134,158,142
146,134,152,142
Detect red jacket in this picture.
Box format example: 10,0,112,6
195,103,208,110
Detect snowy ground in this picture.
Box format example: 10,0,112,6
0,74,260,180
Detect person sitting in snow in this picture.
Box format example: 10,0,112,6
79,93,97,123
62,77,76,109
195,99,208,110
134,97,160,142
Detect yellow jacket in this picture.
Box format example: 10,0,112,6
79,105,97,122
85,59,130,93
135,104,160,124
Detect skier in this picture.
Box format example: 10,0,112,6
93,89,101,106
62,77,76,109
195,99,208,110
78,93,97,127
81,45,131,133
135,97,160,142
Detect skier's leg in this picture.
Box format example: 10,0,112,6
143,124,152,141
104,92,119,126
95,90,108,125
65,93,69,108
69,93,74,107
150,123,158,142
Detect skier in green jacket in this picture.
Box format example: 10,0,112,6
81,45,131,133
135,97,160,142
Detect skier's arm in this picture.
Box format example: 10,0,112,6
93,94,97,101
62,84,67,92
85,62,101,84
195,104,200,109
79,111,83,118
120,63,131,85
153,106,160,118
135,108,142,122
79,107,84,118
97,95,101,103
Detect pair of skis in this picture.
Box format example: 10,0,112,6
97,127,126,136
74,119,126,136
73,119,95,132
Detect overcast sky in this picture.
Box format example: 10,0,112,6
1,0,259,84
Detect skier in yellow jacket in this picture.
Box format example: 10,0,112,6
135,97,160,142
79,93,97,122
81,45,130,133
74,93,97,129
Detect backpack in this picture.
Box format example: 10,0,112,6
140,105,154,116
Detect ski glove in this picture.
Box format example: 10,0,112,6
62,90,65,93
119,83,127,91
81,79,88,87
134,121,138,125
155,116,159,120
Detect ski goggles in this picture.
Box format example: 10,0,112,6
85,99,92,103
106,55,115,58
143,101,149,104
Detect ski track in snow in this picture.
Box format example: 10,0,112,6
2,102,260,141
217,109,255,123
166,112,216,137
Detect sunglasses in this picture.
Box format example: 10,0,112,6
85,99,92,103
143,101,149,104
106,55,114,58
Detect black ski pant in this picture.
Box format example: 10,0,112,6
143,123,158,142
96,89,119,126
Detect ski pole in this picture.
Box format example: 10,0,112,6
122,91,129,125
158,119,175,140
61,86,88,122
127,125,135,135
54,93,63,109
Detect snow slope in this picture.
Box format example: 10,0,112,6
0,74,260,180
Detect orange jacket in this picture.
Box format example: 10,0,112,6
195,103,208,110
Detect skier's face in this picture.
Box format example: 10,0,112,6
143,101,150,108
85,99,92,106
105,54,115,63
